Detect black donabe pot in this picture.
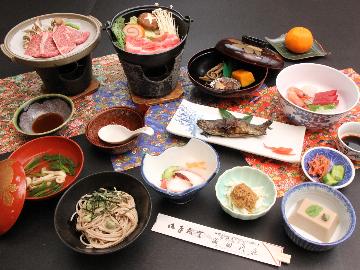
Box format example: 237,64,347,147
105,5,191,68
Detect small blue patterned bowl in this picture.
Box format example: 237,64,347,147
301,147,355,189
141,138,220,204
281,182,356,251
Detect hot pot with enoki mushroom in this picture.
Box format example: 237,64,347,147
105,5,191,98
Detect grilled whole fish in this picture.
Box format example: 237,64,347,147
197,118,273,138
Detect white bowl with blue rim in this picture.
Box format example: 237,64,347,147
281,182,356,251
301,146,355,189
215,166,277,220
141,138,219,203
276,63,359,130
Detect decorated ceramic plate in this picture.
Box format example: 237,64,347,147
265,34,328,61
166,99,306,163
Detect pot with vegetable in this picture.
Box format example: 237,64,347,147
105,5,191,98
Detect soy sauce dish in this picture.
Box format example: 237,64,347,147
13,94,74,136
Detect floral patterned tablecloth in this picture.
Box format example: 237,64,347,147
1,54,359,197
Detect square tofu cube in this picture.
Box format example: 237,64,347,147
288,198,339,242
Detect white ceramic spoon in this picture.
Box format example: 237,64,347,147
98,124,154,144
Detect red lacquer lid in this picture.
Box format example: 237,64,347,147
0,159,26,235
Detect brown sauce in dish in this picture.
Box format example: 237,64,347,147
32,113,64,133
342,135,360,151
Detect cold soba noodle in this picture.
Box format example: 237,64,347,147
72,188,138,249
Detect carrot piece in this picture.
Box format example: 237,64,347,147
160,179,167,189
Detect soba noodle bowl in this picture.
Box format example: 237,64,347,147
71,188,138,249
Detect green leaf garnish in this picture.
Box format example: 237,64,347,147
65,22,80,30
219,108,253,123
111,16,126,50
24,156,42,173
219,108,236,119
43,153,76,176
308,103,337,112
305,204,323,217
241,114,253,123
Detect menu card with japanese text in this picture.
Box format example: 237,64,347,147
152,213,291,267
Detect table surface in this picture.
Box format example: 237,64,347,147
0,1,359,270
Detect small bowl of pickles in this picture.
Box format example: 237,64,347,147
301,146,355,189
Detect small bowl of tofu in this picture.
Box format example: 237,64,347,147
281,182,356,251
301,146,355,189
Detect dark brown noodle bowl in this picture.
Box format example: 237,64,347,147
54,171,152,255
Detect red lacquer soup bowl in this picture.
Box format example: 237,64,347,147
0,159,26,235
9,136,84,200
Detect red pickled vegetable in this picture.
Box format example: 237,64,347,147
263,144,294,155
307,154,331,178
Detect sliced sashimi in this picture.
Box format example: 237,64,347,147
313,95,338,102
166,176,192,193
313,95,338,105
313,90,337,97
175,170,205,186
312,90,339,105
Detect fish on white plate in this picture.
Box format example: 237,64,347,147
166,99,306,163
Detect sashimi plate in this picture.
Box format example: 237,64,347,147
166,100,306,163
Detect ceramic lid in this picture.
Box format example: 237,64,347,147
215,37,284,69
0,159,26,235
1,13,102,68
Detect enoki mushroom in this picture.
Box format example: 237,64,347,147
152,8,178,36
